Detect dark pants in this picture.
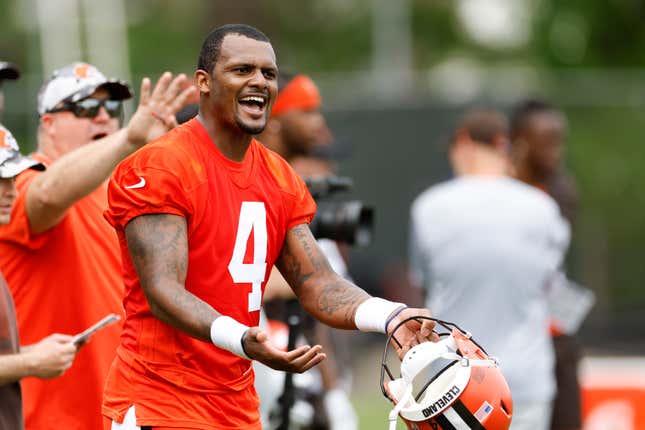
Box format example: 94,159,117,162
550,334,582,430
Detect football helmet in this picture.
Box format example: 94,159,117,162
380,316,513,430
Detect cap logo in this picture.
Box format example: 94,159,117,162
0,129,7,148
73,63,91,80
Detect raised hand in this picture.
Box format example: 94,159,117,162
242,326,326,373
386,308,439,359
126,72,198,147
22,334,78,379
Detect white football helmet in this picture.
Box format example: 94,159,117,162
380,316,513,430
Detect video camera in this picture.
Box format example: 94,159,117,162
304,175,374,246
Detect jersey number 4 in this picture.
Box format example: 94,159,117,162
228,202,268,312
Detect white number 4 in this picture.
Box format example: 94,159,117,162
228,202,268,312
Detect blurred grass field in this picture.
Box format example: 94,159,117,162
353,392,406,430
349,342,406,430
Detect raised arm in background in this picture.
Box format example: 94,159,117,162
26,73,196,234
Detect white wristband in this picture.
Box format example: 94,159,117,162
354,297,406,333
210,316,250,359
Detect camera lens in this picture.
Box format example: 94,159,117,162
309,201,374,246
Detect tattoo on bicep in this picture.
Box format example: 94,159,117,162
317,280,370,326
125,214,188,286
292,225,331,273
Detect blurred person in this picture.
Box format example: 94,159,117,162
0,62,196,430
0,60,20,121
510,99,578,224
510,99,583,430
102,24,435,430
409,109,570,430
257,72,357,430
0,124,79,430
259,72,333,161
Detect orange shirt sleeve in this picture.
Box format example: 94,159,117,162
0,169,52,250
261,146,317,230
105,150,194,231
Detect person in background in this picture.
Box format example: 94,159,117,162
0,124,79,430
409,108,570,430
510,98,583,430
0,62,196,430
259,71,333,161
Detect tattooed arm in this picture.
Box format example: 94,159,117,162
276,224,370,329
126,214,326,371
276,224,438,357
125,213,216,341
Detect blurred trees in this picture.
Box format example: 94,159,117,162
3,0,645,76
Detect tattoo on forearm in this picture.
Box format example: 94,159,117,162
278,225,332,292
317,280,370,326
278,238,313,292
277,224,368,327
292,225,324,272
126,214,188,285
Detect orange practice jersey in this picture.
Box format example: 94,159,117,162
0,154,124,430
103,118,316,429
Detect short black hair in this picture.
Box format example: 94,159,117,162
197,24,271,74
509,98,559,139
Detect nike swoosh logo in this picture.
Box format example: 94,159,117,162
124,177,146,189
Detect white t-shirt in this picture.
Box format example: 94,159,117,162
409,175,570,403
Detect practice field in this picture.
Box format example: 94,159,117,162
354,392,403,429
350,343,405,429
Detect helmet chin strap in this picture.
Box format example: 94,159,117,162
388,385,412,430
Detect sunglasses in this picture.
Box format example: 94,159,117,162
48,98,123,119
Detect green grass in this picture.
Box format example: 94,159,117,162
353,391,406,429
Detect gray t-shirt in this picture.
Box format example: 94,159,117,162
409,176,570,403
0,272,23,430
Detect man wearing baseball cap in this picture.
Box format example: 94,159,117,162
0,62,196,429
260,72,333,161
0,124,80,430
0,61,20,121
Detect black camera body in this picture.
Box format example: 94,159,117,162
304,176,374,246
